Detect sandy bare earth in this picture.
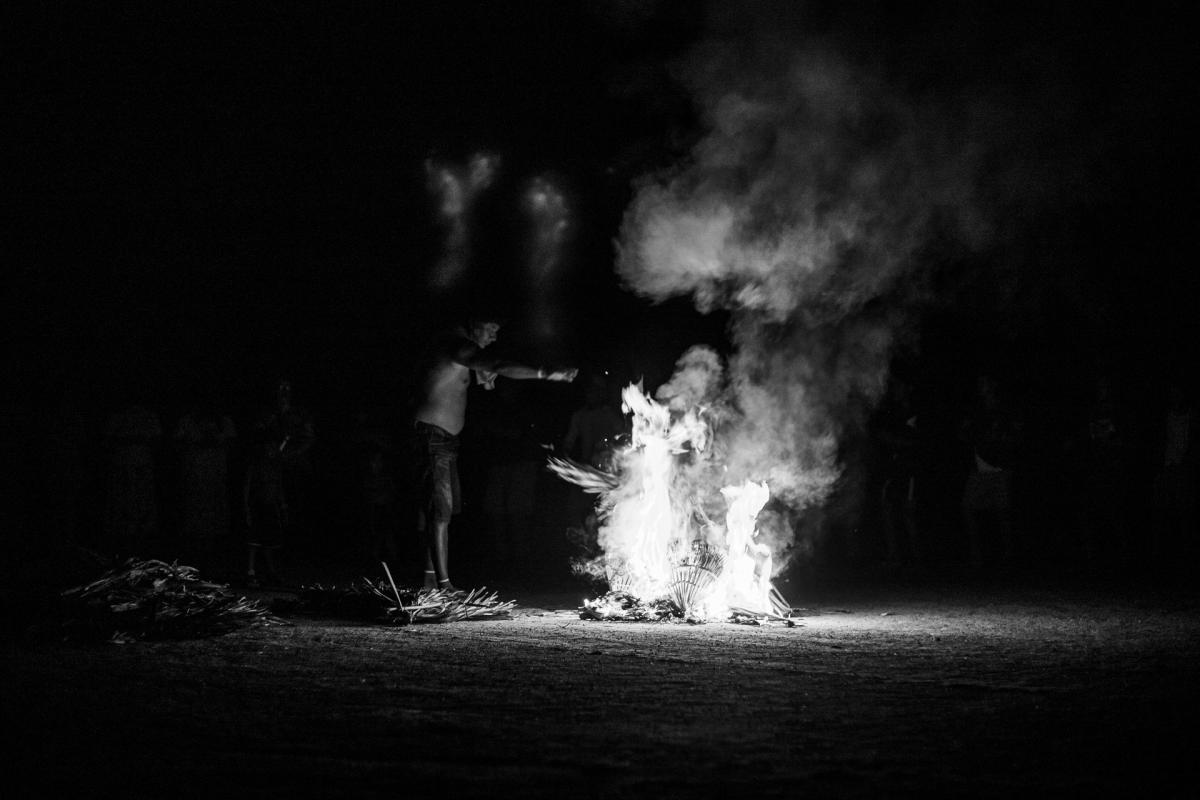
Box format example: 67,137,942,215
5,583,1200,799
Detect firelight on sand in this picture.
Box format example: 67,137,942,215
553,383,786,622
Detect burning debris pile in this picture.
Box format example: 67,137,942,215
291,576,515,625
61,559,286,643
551,369,795,624
562,29,993,623
579,592,677,622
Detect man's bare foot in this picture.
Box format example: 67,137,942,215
437,580,467,598
423,570,438,590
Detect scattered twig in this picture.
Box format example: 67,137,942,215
381,561,406,613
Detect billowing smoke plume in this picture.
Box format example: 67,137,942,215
523,176,570,277
523,175,571,340
618,39,986,540
424,153,499,291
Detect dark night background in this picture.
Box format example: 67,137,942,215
5,5,1200,796
5,1,1197,574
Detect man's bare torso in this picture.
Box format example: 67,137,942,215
413,339,477,435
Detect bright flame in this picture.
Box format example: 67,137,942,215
713,480,772,617
583,383,780,620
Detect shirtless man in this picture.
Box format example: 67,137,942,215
411,316,576,592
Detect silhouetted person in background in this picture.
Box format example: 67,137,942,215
560,372,626,548
1150,379,1196,564
1075,374,1131,568
102,400,162,558
253,378,315,552
408,313,576,592
348,409,399,565
173,392,237,570
562,374,625,470
243,437,286,587
959,374,1021,569
874,379,923,568
363,444,399,564
475,379,548,576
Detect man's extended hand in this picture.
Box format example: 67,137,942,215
547,368,578,383
475,369,498,390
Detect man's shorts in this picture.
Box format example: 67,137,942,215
411,421,462,523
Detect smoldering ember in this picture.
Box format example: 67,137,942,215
5,2,1199,797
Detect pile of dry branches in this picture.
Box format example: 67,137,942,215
293,578,515,625
61,559,286,642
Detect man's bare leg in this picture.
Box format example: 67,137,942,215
418,510,438,588
422,553,438,589
426,517,460,592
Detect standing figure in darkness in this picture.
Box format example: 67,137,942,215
560,372,627,546
173,393,237,569
873,379,924,568
363,444,400,564
959,374,1021,569
348,409,400,565
1150,379,1196,564
1075,374,1131,567
253,378,315,553
243,437,286,588
409,313,576,593
475,379,550,577
102,401,163,558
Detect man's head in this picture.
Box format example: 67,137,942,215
466,319,501,348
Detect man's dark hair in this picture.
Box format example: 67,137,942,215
463,306,506,329
437,296,507,335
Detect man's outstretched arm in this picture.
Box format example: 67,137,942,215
454,343,577,382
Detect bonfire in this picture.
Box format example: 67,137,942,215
551,383,794,624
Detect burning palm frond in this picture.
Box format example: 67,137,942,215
668,542,725,617
769,586,793,617
580,591,676,621
61,558,287,642
728,607,798,626
546,455,619,496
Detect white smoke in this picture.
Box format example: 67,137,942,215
523,175,570,277
616,36,986,554
424,152,500,291
523,175,572,340
653,344,724,413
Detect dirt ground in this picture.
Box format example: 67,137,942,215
5,570,1200,800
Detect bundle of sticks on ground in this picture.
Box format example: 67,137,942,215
61,558,286,642
290,573,515,625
